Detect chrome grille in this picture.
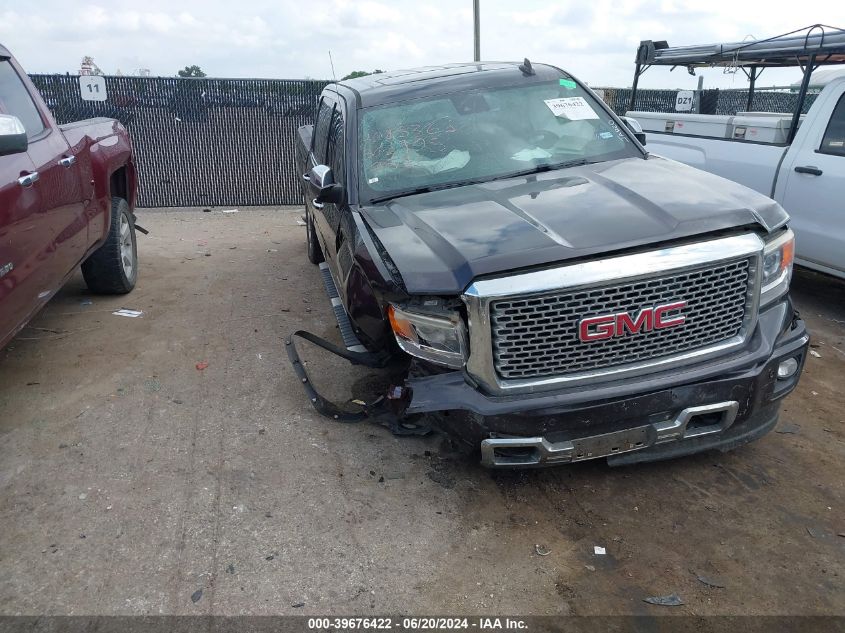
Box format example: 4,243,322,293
490,258,752,380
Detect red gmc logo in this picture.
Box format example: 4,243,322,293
578,301,687,342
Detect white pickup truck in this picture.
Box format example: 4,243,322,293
625,27,845,280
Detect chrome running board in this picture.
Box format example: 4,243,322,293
318,262,367,353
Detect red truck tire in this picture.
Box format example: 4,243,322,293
81,196,138,294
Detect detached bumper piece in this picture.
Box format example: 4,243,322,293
287,259,431,435
285,330,430,436
481,401,738,467
285,330,388,422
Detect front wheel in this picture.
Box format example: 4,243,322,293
81,196,138,294
305,202,324,265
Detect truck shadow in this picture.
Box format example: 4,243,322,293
790,266,845,322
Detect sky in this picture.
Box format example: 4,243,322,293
1,0,843,89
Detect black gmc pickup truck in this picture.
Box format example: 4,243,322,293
290,61,809,468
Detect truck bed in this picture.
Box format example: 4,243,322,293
59,117,130,151
640,131,789,198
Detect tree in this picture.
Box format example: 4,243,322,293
341,69,384,81
81,56,104,75
178,65,207,78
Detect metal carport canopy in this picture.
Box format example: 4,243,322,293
629,24,845,144
636,24,845,68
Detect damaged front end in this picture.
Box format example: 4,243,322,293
284,294,469,436
286,296,808,468
287,233,809,468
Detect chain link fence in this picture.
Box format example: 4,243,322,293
595,86,820,116
28,75,820,208
29,75,328,208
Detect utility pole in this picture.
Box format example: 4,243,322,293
473,0,481,62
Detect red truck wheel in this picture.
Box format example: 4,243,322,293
81,196,138,294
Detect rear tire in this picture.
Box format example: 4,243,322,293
81,196,138,294
305,203,324,265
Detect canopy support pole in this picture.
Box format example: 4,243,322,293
789,54,816,143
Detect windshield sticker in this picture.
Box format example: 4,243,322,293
559,79,577,89
599,131,614,139
606,119,629,142
368,177,379,184
544,97,599,120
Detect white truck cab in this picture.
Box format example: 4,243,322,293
625,26,845,279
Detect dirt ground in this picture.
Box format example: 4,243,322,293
0,207,842,617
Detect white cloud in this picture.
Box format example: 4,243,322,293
1,0,843,88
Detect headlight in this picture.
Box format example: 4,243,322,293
387,304,466,369
760,229,795,306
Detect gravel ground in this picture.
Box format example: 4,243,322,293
0,207,842,617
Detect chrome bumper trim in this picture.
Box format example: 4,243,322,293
480,400,739,467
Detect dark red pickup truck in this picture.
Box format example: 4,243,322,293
0,43,140,349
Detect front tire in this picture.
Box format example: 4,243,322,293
305,203,324,265
81,196,138,294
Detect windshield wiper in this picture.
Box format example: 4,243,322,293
367,159,600,205
489,158,596,182
368,179,481,205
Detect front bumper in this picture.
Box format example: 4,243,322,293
403,301,808,467
480,400,744,467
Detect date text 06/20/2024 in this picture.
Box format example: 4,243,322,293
307,617,529,630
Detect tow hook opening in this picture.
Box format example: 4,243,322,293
495,445,537,460
484,442,543,467
685,411,725,434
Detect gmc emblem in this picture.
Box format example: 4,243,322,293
578,301,687,342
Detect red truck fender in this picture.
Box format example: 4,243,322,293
60,119,137,249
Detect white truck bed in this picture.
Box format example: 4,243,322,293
628,129,788,197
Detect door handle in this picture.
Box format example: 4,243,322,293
58,156,77,168
312,199,324,209
794,165,823,176
17,171,39,187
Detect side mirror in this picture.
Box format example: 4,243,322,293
317,184,345,205
306,164,345,205
0,114,28,157
620,116,647,146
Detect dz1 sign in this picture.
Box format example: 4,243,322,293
675,90,694,112
79,76,107,102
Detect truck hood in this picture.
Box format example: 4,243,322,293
359,156,788,294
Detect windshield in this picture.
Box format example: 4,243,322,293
358,77,642,202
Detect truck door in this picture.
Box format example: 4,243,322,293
308,98,335,263
0,129,39,345
0,59,54,343
322,104,348,279
0,59,86,301
778,91,845,277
